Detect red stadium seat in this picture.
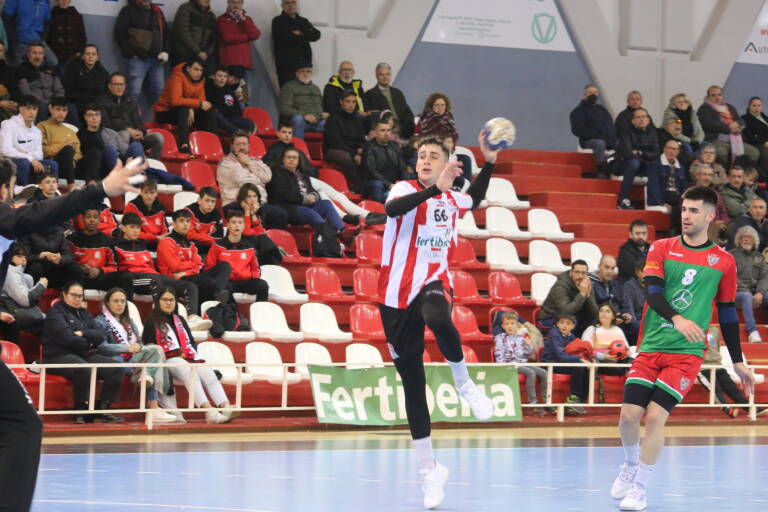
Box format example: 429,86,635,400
349,304,386,341
355,232,383,265
189,131,224,162
488,271,536,306
488,306,517,332
306,266,355,303
180,160,219,192
0,340,26,379
147,127,190,161
244,106,277,137
290,137,322,167
450,237,490,270
249,135,266,159
266,229,311,263
452,305,492,341
422,351,432,363
452,270,492,305
353,267,380,302
318,168,361,201
358,200,385,213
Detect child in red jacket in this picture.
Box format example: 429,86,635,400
123,179,169,248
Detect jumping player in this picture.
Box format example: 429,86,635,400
611,186,755,510
379,131,498,509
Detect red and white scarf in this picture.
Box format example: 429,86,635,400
102,306,137,362
156,315,203,362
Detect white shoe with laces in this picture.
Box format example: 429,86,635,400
749,330,762,343
420,461,449,509
611,462,639,499
457,380,494,421
187,314,213,331
619,482,647,510
205,410,227,424
147,409,177,423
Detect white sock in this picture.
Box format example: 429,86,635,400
448,359,470,388
413,437,435,473
623,443,640,465
633,462,654,487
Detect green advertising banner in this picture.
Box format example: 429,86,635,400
308,365,522,425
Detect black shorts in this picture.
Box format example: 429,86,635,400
379,281,450,362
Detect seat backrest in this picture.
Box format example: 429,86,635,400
346,343,384,368
306,266,343,296
355,232,383,265
454,145,479,174
452,305,481,334
294,342,332,375
488,271,524,301
177,302,188,318
358,200,385,213
290,137,312,160
300,302,342,333
248,134,266,159
531,272,558,304
180,161,217,191
127,301,144,336
0,340,24,364
349,303,385,336
486,206,520,231
353,267,380,298
266,229,301,257
485,178,517,203
452,269,482,300
458,211,480,231
318,168,350,193
450,237,479,265
462,345,480,363
261,265,298,295
245,341,283,374
198,341,235,363
529,240,563,265
201,300,219,317
250,301,291,331
486,237,521,265
528,208,563,232
243,106,275,132
570,241,602,272
148,127,180,158
174,190,199,211
189,131,224,160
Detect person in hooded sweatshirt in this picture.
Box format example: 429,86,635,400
153,59,217,153
205,65,254,135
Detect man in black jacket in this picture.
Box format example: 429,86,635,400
205,66,254,135
615,90,656,137
97,72,164,159
569,84,616,172
323,90,366,192
114,0,169,104
363,63,415,140
617,219,649,282
272,0,321,86
697,85,760,166
171,0,217,71
617,108,659,209
362,119,407,203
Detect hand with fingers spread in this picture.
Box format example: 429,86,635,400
102,158,148,197
435,160,463,192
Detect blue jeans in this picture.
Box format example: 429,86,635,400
292,199,344,230
127,57,165,104
290,115,325,140
12,158,59,186
582,138,608,165
365,180,389,203
619,158,647,200
735,291,768,333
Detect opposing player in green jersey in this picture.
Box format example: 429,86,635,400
611,186,755,511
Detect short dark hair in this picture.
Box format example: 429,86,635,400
213,65,228,75
199,186,218,199
416,136,450,159
571,259,588,270
109,72,126,83
682,186,718,209
339,90,357,101
62,281,84,294
49,96,69,109
629,219,648,232
728,165,744,175
140,178,157,191
18,95,39,109
236,183,261,204
172,209,192,221
277,121,294,131
27,40,45,51
0,157,16,189
121,212,142,226
10,243,28,258
39,171,57,182
186,59,205,69
232,130,250,142
83,103,101,114
226,209,245,220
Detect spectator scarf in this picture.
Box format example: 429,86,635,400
704,97,744,160
156,315,202,362
418,110,459,143
102,306,137,361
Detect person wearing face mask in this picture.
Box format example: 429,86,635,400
569,84,617,176
278,63,328,140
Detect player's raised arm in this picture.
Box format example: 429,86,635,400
467,129,500,209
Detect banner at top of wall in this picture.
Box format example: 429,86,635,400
421,0,575,52
738,0,768,65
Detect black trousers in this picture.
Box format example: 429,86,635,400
70,269,135,300
26,261,83,290
156,107,218,147
0,361,42,512
553,366,589,401
52,145,76,184
245,234,283,266
44,353,123,403
181,262,231,304
55,146,103,184
379,281,463,440
131,272,200,316
228,278,269,302
324,149,364,192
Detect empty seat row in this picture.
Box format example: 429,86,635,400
459,208,574,242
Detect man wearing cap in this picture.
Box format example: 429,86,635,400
278,63,328,140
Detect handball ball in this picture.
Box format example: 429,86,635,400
609,340,628,359
483,117,516,150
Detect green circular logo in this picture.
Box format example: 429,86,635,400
531,13,557,44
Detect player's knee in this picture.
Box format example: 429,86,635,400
421,299,451,330
619,406,643,425
643,407,668,431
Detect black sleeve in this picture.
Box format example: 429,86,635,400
467,162,494,208
719,320,743,364
385,185,440,217
142,319,157,345
644,275,679,321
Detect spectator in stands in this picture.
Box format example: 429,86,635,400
617,219,649,283
278,63,328,140
323,90,366,193
122,179,168,248
37,96,81,189
205,66,254,135
19,213,79,289
441,134,472,185
622,260,647,327
2,0,58,66
223,183,284,265
171,0,216,71
741,96,768,173
41,282,123,424
16,42,66,123
662,93,704,150
154,60,216,153
538,259,598,337
362,118,408,203
569,83,617,174
589,255,637,345
616,108,659,209
26,172,59,204
205,210,268,301
416,92,458,142
323,60,366,115
697,85,759,166
216,0,260,79
689,142,727,186
363,63,415,140
692,163,730,244
0,42,18,122
272,0,320,86
719,166,755,220
646,140,686,232
97,72,164,160
48,0,86,66
263,122,317,177
62,42,110,117
78,104,129,184
727,196,768,251
493,311,549,414
184,186,222,253
540,314,589,415
114,212,209,329
729,225,768,343
615,90,655,137
67,207,135,296
0,243,47,342
142,286,237,424
114,0,170,105
157,209,232,305
0,95,59,186
657,118,693,168
581,303,631,375
93,287,177,424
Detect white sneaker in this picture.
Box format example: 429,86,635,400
611,463,639,499
619,482,647,510
187,315,213,331
147,409,177,423
420,461,449,509
457,380,494,421
138,373,154,386
749,330,762,343
220,404,241,423
205,409,227,424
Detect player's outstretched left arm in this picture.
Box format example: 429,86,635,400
467,129,500,209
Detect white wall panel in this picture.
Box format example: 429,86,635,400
627,0,660,50
663,0,694,53
336,0,370,29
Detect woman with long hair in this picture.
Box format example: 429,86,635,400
416,92,459,142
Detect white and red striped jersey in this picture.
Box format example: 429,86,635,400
378,180,473,308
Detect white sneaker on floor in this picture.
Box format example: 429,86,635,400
187,314,213,331
147,409,177,423
619,482,647,510
611,462,638,499
420,461,449,509
220,404,241,423
457,380,494,421
205,409,227,424
749,330,763,343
